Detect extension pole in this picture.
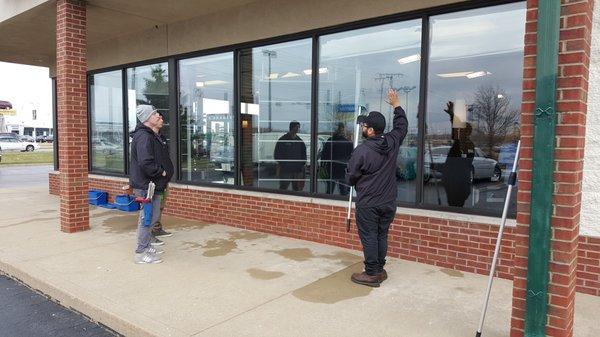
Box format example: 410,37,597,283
346,120,361,232
475,140,521,337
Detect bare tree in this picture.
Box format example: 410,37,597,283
471,85,520,156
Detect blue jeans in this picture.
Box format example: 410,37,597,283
134,189,162,253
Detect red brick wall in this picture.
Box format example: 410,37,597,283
511,1,594,336
577,236,600,296
56,0,89,233
49,171,60,196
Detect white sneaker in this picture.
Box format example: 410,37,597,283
134,251,162,264
147,246,164,255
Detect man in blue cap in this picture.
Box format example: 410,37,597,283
346,89,408,287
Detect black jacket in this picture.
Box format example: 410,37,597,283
129,124,174,192
273,133,307,173
346,106,408,207
321,133,353,179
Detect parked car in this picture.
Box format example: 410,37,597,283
20,135,35,142
0,136,40,152
35,135,46,142
44,135,54,143
0,132,19,139
424,146,501,183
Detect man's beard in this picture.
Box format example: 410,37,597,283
362,130,369,138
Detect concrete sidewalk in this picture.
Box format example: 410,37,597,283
0,184,598,337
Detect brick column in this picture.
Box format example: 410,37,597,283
56,0,89,233
511,1,594,336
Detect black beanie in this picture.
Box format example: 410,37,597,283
364,111,386,134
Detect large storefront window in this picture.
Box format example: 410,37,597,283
423,3,525,215
127,63,170,141
179,53,234,184
90,70,124,173
239,39,312,192
317,20,421,202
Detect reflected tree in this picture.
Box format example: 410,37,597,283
471,85,519,156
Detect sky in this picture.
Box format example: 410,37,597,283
0,61,53,129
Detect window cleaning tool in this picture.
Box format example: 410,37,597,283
475,140,521,337
134,181,156,227
346,114,364,232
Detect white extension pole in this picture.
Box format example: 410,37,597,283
346,122,361,232
475,140,521,337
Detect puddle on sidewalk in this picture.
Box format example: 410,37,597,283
292,262,372,304
184,230,268,257
268,248,316,262
101,214,138,234
320,251,362,266
202,239,238,257
247,268,285,280
440,268,464,278
268,248,361,265
2,216,59,228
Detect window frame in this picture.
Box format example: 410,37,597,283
85,0,524,218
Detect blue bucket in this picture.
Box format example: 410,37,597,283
114,195,139,212
88,190,108,205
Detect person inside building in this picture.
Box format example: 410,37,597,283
346,89,408,287
320,122,353,195
129,105,174,264
440,101,475,207
274,121,307,191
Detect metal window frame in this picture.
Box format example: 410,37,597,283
84,0,524,218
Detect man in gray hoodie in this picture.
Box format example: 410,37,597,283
346,89,408,287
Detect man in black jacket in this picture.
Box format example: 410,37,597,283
346,89,408,287
130,105,174,264
274,121,307,191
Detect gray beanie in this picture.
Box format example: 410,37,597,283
136,104,156,123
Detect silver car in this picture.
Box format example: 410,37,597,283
425,146,501,183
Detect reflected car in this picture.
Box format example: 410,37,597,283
424,146,501,183
20,135,35,142
0,136,40,152
92,139,120,154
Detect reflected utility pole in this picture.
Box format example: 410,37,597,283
397,85,416,114
262,50,277,132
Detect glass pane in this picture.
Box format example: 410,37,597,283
424,3,525,216
317,20,421,202
179,53,234,184
90,70,124,172
127,63,170,141
239,39,312,192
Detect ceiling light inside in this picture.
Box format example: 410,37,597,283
397,54,421,64
195,81,205,87
268,73,279,80
436,72,473,78
466,71,491,79
281,72,300,78
303,67,328,75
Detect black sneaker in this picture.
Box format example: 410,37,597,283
152,227,173,238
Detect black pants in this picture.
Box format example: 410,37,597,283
356,203,397,276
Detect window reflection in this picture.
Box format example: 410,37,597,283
127,63,170,141
179,53,234,184
424,3,525,216
90,70,124,173
239,39,312,191
317,20,421,202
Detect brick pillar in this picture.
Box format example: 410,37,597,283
511,1,594,336
56,0,89,233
